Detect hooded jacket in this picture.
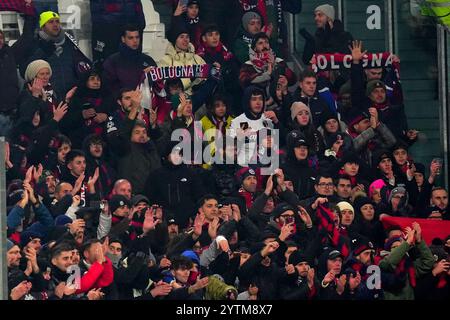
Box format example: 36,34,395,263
145,162,206,229
60,73,114,148
281,138,318,200
229,86,276,166
158,42,206,94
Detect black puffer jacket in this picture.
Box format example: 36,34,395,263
145,162,206,228
301,19,354,65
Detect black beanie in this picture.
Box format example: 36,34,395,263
168,24,190,45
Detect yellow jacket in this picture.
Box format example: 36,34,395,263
200,114,234,168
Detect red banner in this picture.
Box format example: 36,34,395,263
312,52,394,72
380,215,450,245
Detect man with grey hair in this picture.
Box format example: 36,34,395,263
299,3,353,64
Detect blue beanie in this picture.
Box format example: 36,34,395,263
20,230,43,248
55,215,73,226
181,250,200,266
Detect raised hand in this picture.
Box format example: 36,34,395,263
298,206,312,227
28,78,44,98
264,110,279,124
336,274,347,295
53,101,68,122
159,256,172,269
23,182,37,205
208,217,220,239
5,141,13,169
150,281,172,297
82,108,96,119
72,195,81,207
285,264,295,275
307,268,315,288
312,197,328,210
87,288,104,300
432,259,450,277
404,226,415,246
219,205,232,221
264,175,274,195
218,238,230,253
279,222,294,242
349,40,367,63
24,165,34,184
191,277,209,291
231,204,241,222
262,241,280,256
412,222,422,243
349,272,362,291
323,271,336,285
193,213,205,238
33,163,43,182
69,219,86,236
72,173,85,196
93,113,108,124
174,1,187,16
18,187,29,208
177,93,188,117
87,167,100,189
143,208,157,234
10,281,32,300
65,86,77,103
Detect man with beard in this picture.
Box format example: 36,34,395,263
344,237,382,300
109,92,162,194
280,250,318,300
239,32,296,94
299,4,353,65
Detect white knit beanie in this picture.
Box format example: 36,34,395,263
315,4,336,21
290,101,311,121
25,59,52,82
337,201,354,214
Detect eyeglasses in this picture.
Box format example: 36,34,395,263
317,183,334,187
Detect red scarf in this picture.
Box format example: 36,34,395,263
197,41,234,62
238,188,254,209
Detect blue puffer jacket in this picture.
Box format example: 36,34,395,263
90,0,145,29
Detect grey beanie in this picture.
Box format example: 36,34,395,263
242,11,262,31
315,4,336,21
389,186,407,203
7,239,15,252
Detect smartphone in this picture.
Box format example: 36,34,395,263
284,216,295,225
179,0,188,6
